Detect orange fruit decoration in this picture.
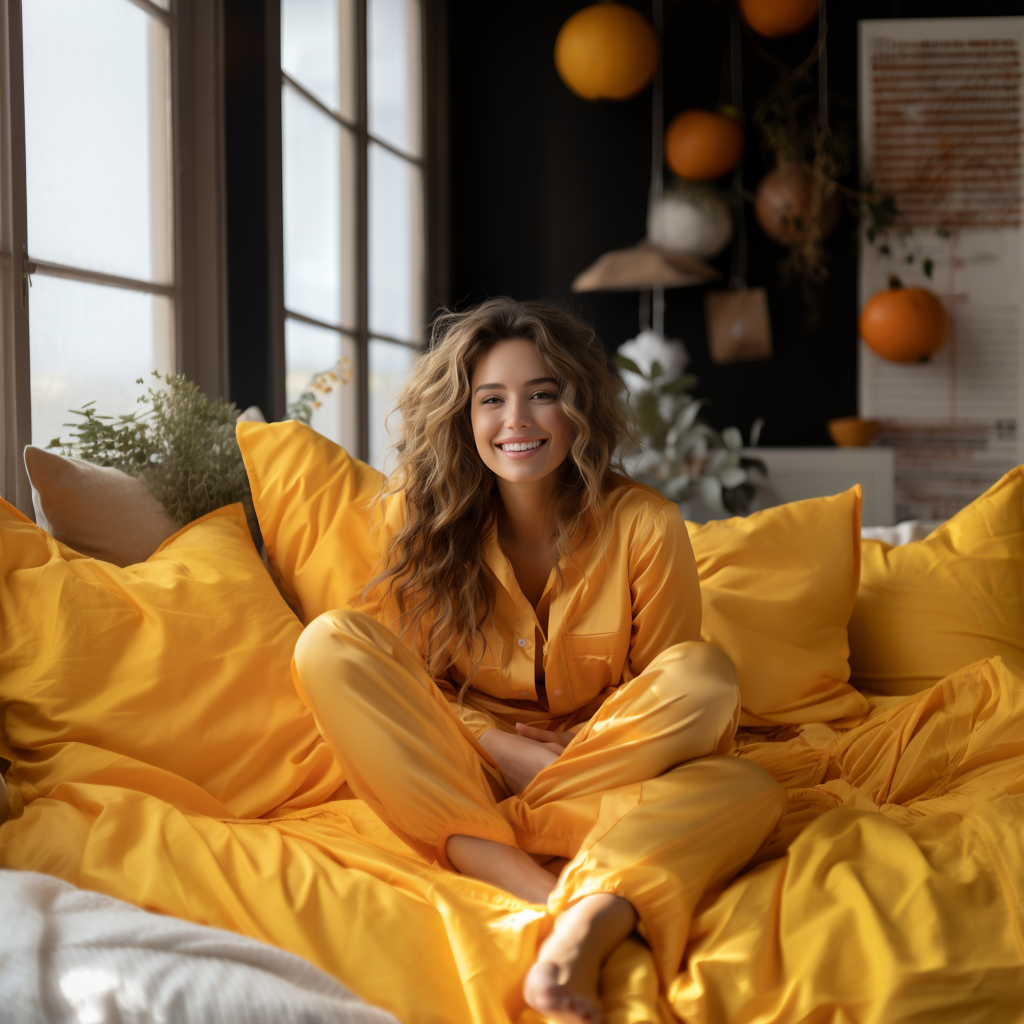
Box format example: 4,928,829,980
554,3,658,101
740,0,819,38
664,110,745,181
859,280,948,363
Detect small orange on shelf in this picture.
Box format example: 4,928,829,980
859,278,948,363
554,3,658,101
740,0,819,38
664,110,744,181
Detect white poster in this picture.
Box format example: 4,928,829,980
858,16,1024,521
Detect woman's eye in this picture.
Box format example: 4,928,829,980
532,390,556,400
481,395,502,405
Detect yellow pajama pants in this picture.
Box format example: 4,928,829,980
292,609,786,982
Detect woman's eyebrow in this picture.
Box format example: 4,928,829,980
473,377,558,394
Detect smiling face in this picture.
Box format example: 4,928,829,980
470,337,573,488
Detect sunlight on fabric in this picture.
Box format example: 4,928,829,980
59,967,148,1024
486,907,548,932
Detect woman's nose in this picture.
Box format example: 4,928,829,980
505,398,531,427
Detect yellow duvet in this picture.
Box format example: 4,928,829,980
1,463,1022,1023
1,660,1020,1023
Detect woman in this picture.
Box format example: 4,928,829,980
293,298,785,1024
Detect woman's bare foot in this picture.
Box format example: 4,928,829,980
523,893,637,1024
446,834,557,904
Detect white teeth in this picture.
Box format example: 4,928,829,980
500,440,543,452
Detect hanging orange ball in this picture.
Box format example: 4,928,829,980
554,3,658,101
664,110,744,181
859,281,948,363
740,0,819,38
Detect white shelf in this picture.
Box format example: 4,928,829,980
744,447,895,527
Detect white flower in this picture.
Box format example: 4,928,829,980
617,329,689,397
657,394,682,424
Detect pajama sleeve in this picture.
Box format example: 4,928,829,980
627,503,702,677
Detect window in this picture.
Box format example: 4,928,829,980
0,0,225,515
22,0,175,454
280,0,424,470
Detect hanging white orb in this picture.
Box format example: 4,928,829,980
647,185,734,259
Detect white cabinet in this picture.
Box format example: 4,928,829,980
745,447,895,526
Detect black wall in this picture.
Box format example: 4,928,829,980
446,0,1022,447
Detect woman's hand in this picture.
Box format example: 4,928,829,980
514,723,575,750
479,726,575,794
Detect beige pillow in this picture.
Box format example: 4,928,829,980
23,446,179,567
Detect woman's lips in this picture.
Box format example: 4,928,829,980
495,439,547,459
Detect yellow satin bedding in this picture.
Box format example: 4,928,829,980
0,656,1020,1023
2,454,1023,1023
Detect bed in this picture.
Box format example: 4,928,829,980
1,420,1021,1024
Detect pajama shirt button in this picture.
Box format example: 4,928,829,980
554,689,562,696
517,637,527,647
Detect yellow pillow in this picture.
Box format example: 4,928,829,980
686,488,868,726
239,422,866,726
849,466,1024,695
237,420,387,623
0,498,343,819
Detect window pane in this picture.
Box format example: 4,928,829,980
285,317,358,451
369,144,423,342
23,0,173,284
282,0,356,121
283,86,355,329
368,0,421,156
369,338,417,473
29,275,174,449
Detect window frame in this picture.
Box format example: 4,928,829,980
274,0,446,463
0,0,228,516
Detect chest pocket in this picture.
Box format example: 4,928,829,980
564,628,631,704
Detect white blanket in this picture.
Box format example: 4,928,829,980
860,519,943,546
0,869,400,1024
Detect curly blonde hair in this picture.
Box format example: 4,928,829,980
370,297,632,679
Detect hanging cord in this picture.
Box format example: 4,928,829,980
650,0,664,213
809,0,830,282
728,0,747,290
818,0,829,135
649,0,666,335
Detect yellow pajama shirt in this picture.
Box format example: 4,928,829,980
292,476,786,981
